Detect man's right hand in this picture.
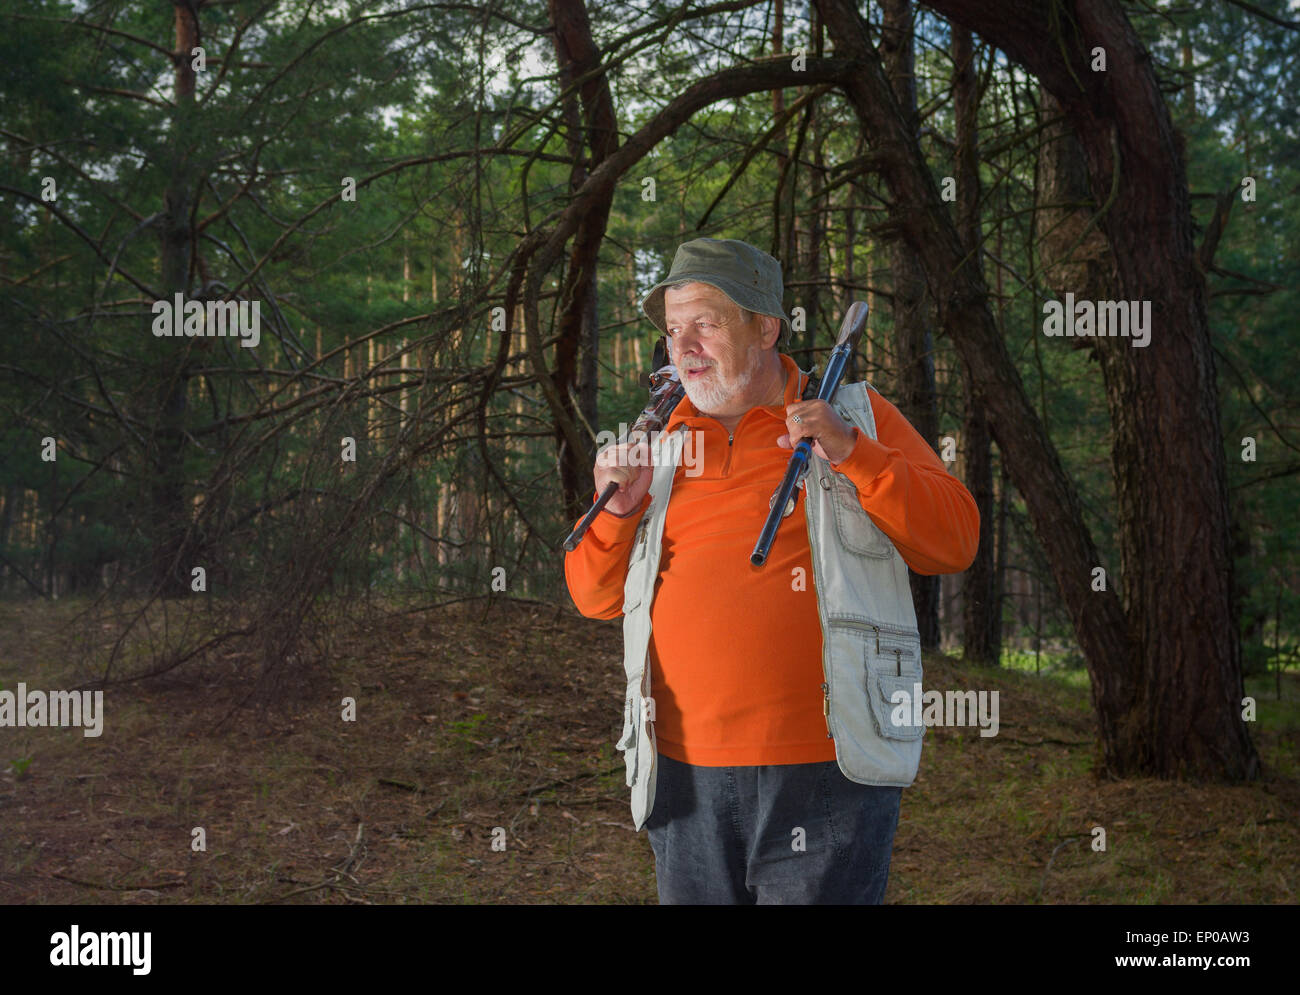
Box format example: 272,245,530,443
594,441,652,517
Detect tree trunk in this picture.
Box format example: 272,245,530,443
951,25,998,665
931,0,1258,780
837,0,1256,778
1035,86,1115,305
815,0,1133,761
548,0,620,521
151,0,201,598
880,0,941,648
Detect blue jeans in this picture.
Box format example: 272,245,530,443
645,752,902,904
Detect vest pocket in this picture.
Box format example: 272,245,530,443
616,672,652,787
616,688,637,785
864,635,925,742
869,673,926,742
872,630,922,677
824,469,896,558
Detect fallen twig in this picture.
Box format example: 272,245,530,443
50,871,186,891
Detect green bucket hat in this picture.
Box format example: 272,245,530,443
640,237,792,343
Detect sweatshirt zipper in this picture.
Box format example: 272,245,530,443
721,431,734,475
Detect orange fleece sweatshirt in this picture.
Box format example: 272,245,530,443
564,353,979,766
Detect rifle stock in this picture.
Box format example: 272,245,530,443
562,356,684,552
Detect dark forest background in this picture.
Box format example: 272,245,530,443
1,0,1297,787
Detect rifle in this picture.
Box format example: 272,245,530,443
750,301,869,567
562,337,685,552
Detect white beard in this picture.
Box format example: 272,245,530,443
680,345,760,415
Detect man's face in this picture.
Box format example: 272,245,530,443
663,283,775,417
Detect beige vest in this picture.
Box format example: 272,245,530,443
615,381,924,830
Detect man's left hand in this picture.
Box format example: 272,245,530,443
778,400,858,464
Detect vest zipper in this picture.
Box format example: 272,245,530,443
721,431,734,475
834,619,915,680
832,618,882,653
829,617,921,652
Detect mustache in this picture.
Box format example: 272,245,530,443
679,359,714,371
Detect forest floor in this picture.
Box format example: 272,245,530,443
1,596,1296,905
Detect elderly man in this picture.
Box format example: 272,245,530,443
564,237,978,904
